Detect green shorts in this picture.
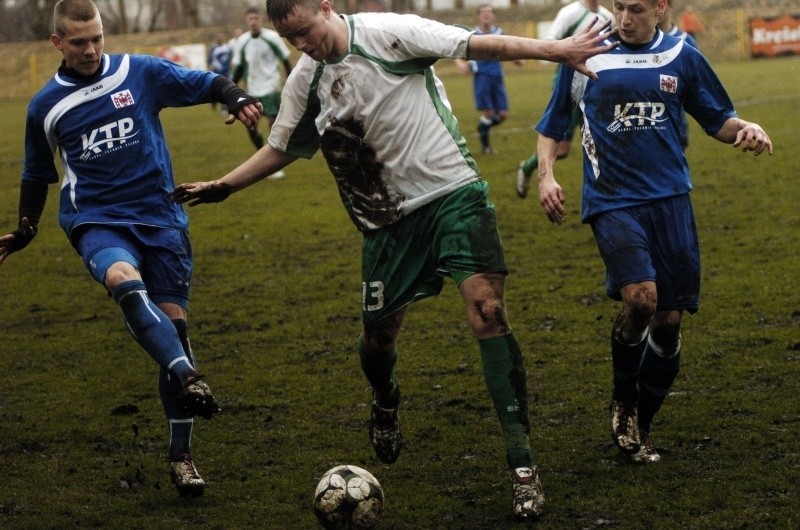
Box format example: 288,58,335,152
258,93,281,118
361,180,507,323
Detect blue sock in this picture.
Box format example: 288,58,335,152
112,280,195,383
638,336,681,432
161,319,196,456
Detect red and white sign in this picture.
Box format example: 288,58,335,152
750,14,800,58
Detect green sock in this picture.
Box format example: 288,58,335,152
479,333,533,469
358,336,398,407
521,154,539,177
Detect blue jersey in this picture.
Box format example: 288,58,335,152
22,54,218,241
470,26,504,78
536,30,736,221
665,24,698,49
208,43,232,77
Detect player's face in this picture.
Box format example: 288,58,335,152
613,0,666,44
51,13,104,76
246,12,263,34
477,7,495,26
273,0,338,62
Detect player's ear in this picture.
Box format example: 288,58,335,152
50,33,63,51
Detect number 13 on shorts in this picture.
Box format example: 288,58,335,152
363,281,384,312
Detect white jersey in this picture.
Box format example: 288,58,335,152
269,13,480,232
235,28,291,97
547,1,614,40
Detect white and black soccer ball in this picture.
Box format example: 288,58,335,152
313,464,384,529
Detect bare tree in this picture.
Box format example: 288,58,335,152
180,0,200,27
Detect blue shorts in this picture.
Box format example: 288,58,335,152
473,74,509,113
75,224,193,308
589,194,700,313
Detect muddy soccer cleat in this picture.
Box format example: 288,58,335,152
511,466,545,520
630,430,661,464
610,400,641,455
169,452,206,497
369,392,402,464
176,375,220,420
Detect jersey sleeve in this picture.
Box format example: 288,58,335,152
535,65,579,139
21,105,59,185
144,55,216,108
268,55,321,159
267,31,292,62
360,13,471,60
681,48,737,136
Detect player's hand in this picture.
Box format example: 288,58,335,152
0,217,36,265
225,101,263,130
560,17,619,80
538,177,567,225
171,181,233,207
733,123,773,156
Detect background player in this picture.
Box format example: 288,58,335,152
455,4,522,155
232,5,293,179
515,0,614,197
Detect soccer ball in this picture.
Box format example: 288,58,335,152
313,465,384,529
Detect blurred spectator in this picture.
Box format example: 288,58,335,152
208,32,232,113
678,5,705,39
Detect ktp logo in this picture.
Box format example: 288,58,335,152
606,102,667,132
80,118,140,161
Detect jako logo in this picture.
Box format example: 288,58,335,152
606,102,666,132
80,118,139,161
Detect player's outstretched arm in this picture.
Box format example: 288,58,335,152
171,146,297,207
537,134,567,225
714,117,773,156
467,18,617,80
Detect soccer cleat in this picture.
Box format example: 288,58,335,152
176,375,220,420
610,400,641,454
482,146,497,155
369,392,402,464
266,170,285,180
515,161,531,198
510,466,545,520
169,452,206,497
630,430,661,464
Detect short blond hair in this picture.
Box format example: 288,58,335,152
53,0,99,37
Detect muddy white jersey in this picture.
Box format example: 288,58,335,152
269,13,480,232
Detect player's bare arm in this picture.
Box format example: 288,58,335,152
467,18,618,80
714,117,773,156
171,146,297,207
536,134,567,225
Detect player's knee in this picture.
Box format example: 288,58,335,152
469,297,509,337
113,280,161,333
623,285,657,326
